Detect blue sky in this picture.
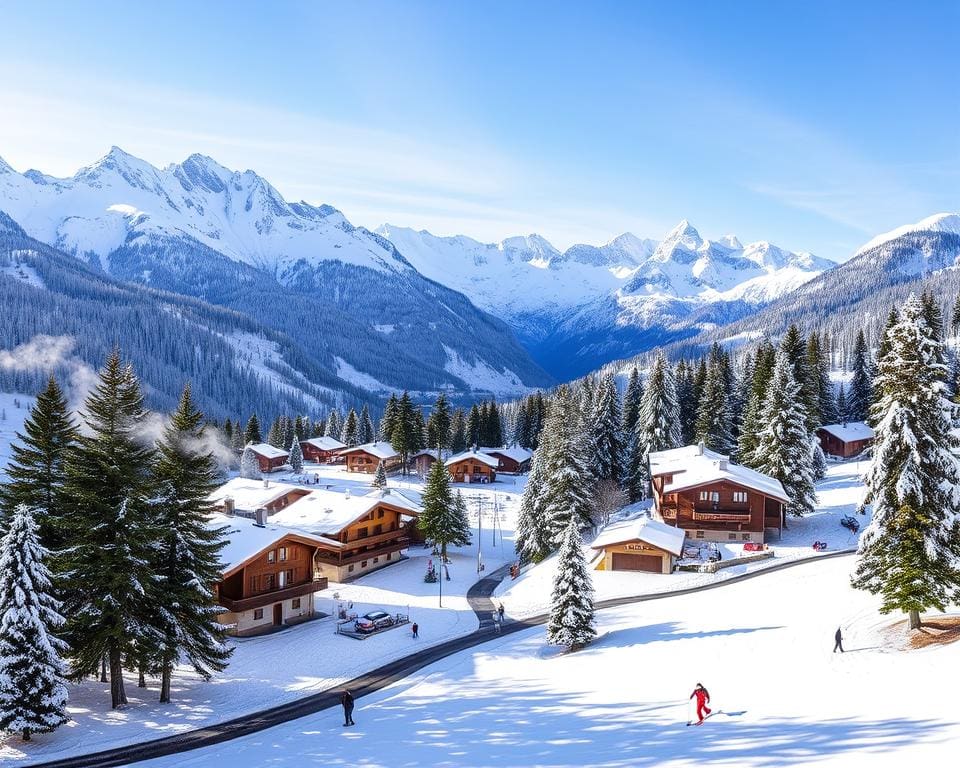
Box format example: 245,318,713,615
1,1,957,260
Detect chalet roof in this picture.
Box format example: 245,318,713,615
649,444,789,503
591,515,686,556
302,436,346,451
270,487,421,536
480,445,533,463
247,442,289,460
208,476,305,512
410,449,449,461
337,441,399,460
818,422,874,443
208,513,339,576
445,450,500,468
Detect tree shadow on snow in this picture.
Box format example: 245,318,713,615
592,622,783,649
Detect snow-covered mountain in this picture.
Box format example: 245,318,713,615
0,149,552,397
378,220,833,378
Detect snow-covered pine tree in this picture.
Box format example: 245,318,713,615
0,505,69,741
371,460,388,489
781,324,818,432
289,434,304,473
266,417,284,449
231,422,244,453
357,404,375,445
541,386,595,545
546,515,595,650
836,383,848,423
853,294,960,630
807,332,836,427
340,408,359,447
150,384,233,704
390,392,418,474
809,434,828,482
847,330,873,423
738,339,776,466
239,444,262,479
0,376,77,549
379,395,399,441
515,419,553,563
635,351,682,469
280,416,294,454
449,409,468,453
427,393,452,455
621,365,642,446
695,344,735,455
324,409,342,439
588,374,623,485
61,350,159,709
243,414,262,445
753,350,817,518
466,404,481,448
417,459,471,560
675,359,698,445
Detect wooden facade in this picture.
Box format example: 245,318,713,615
300,440,345,464
653,477,784,544
214,534,329,637
447,457,496,484
250,447,289,473
817,427,873,459
482,450,530,474
411,452,439,477
341,447,401,474
595,540,674,574
312,499,417,581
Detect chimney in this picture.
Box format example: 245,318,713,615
717,458,729,471
263,478,270,489
223,496,235,516
697,439,705,456
254,507,268,527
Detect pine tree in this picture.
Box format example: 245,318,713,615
289,434,304,473
150,385,233,704
695,344,735,454
836,383,848,423
340,408,359,447
0,376,77,549
427,393,452,455
0,505,69,741
807,332,836,427
621,366,642,443
324,409,342,439
466,404,481,449
357,405,375,445
675,359,698,445
588,374,623,485
280,416,294,454
952,292,960,334
239,445,262,479
371,460,388,489
809,434,828,482
231,422,244,453
61,350,159,709
738,339,776,465
484,400,504,447
390,392,418,474
753,350,817,518
546,515,595,650
853,295,960,630
449,409,468,453
243,414,262,445
266,417,284,449
418,459,471,560
515,441,552,563
781,325,818,431
379,395,399,441
635,352,682,468
848,330,873,423
541,387,595,544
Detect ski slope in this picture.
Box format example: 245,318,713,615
136,556,959,768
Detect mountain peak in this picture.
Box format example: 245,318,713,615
719,233,742,249
651,219,703,263
0,155,13,174
174,153,232,193
857,212,960,255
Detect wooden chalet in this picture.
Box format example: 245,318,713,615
648,443,788,544
410,449,447,477
270,487,422,581
817,422,874,459
211,513,331,637
480,446,533,474
591,515,686,574
445,450,498,483
209,477,311,518
339,442,401,474
300,436,346,463
247,442,290,473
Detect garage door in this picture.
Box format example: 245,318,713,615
611,553,663,572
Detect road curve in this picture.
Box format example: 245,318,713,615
26,549,855,768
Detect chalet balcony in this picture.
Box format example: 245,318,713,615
315,539,411,566
692,509,752,523
218,577,328,613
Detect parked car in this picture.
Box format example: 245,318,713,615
840,515,860,533
355,610,394,633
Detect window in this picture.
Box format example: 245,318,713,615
292,598,301,609
357,527,369,538
373,524,382,535
742,534,750,541
267,550,275,563
279,547,287,562
361,560,368,568
695,531,705,539
733,491,748,503
348,564,354,573
728,533,737,540
386,552,391,560
265,574,275,590
278,570,287,588
711,491,720,502
373,557,379,564
699,491,708,501
253,608,264,620
378,509,384,519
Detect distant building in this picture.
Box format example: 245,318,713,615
409,449,448,477
648,443,788,543
209,476,311,518
247,442,290,473
300,436,346,463
591,515,685,573
445,450,499,483
817,422,874,459
480,446,533,474
211,513,331,637
338,442,402,474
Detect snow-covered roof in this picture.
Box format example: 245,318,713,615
208,477,306,512
337,441,399,460
649,444,789,503
270,487,421,536
590,515,686,556
247,442,289,459
410,449,449,460
818,422,874,443
480,445,533,463
445,450,500,468
302,436,346,451
208,513,339,575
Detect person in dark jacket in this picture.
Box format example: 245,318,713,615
340,689,355,726
690,683,711,724
833,627,844,653
412,622,419,639
497,603,505,622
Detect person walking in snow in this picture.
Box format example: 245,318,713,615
833,626,844,653
497,603,505,622
340,689,355,726
412,622,419,639
690,683,711,724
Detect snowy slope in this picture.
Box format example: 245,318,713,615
0,392,33,480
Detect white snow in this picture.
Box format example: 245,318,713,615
271,487,421,536
591,515,686,556
333,356,392,393
819,422,875,442
211,512,339,574
247,442,289,460
442,346,528,396
223,331,327,411
444,450,500,469
339,441,399,461
302,436,346,452
480,445,533,464
0,254,45,289
209,476,303,513
0,392,34,480
856,212,960,255
648,444,789,502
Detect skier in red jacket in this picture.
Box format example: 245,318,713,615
690,683,711,724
